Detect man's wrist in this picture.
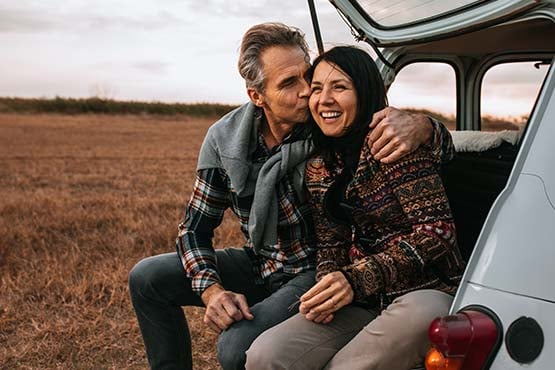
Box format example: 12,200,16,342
201,283,225,306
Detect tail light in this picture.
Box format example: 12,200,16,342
425,307,502,370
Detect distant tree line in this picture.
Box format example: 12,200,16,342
0,97,239,117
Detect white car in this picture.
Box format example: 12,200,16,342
309,1,555,369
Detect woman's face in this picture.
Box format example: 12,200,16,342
309,60,357,138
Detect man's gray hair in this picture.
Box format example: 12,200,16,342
238,22,310,92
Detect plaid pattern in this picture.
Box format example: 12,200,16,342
176,131,316,295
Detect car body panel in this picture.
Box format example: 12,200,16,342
453,63,555,304
457,283,554,368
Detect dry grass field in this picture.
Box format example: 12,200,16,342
0,113,246,369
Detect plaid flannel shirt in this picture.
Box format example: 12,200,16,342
176,129,317,295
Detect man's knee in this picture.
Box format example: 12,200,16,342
217,328,250,370
128,254,185,301
128,257,154,298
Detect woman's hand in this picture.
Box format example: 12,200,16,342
299,271,354,323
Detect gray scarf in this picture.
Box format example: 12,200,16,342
197,102,312,254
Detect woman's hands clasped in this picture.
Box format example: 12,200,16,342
299,271,354,324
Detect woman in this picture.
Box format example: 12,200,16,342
245,46,465,370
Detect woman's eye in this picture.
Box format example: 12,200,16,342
311,86,321,93
334,85,346,91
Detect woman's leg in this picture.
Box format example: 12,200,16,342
324,289,453,370
245,305,377,370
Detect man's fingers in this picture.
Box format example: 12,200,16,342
377,141,411,163
370,130,395,156
203,312,224,333
205,321,221,334
221,299,243,322
373,139,398,161
205,301,234,330
234,294,254,320
368,118,387,144
370,107,389,128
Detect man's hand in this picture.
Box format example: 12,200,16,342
299,271,353,324
201,284,254,333
368,107,433,163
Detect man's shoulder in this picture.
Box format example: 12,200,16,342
206,102,257,138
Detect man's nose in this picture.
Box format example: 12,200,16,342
299,79,311,98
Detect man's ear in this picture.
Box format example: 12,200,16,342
247,88,264,107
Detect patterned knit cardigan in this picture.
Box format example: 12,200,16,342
305,142,466,308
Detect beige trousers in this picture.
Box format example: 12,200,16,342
245,289,452,370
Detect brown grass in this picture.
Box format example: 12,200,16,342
0,113,246,369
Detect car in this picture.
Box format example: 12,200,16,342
307,1,555,369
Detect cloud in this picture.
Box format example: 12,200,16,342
0,4,57,32
132,61,170,75
0,2,187,34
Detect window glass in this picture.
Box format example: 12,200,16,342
355,0,482,28
481,61,549,131
388,62,457,130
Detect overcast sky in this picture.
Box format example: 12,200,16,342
0,0,547,117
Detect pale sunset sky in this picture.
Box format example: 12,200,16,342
0,0,548,118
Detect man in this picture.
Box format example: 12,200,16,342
129,22,453,370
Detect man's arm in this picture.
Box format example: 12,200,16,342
367,106,454,164
176,168,253,333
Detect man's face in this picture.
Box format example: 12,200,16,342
253,45,311,127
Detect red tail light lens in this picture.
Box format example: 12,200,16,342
425,308,501,370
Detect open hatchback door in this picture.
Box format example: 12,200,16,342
328,0,541,46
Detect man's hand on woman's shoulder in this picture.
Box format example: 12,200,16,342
368,106,433,164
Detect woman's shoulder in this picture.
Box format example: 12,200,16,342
377,146,441,183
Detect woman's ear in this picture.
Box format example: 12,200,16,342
247,88,265,107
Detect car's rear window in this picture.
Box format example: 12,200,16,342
354,0,484,28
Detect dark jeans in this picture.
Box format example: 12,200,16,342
128,249,315,370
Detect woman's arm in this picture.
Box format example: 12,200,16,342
300,160,354,322
343,147,464,304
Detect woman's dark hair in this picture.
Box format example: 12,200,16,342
307,46,387,169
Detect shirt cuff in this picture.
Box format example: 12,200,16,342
191,269,221,296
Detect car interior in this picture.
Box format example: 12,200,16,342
384,16,554,261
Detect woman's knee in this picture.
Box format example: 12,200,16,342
391,289,453,324
244,328,288,370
